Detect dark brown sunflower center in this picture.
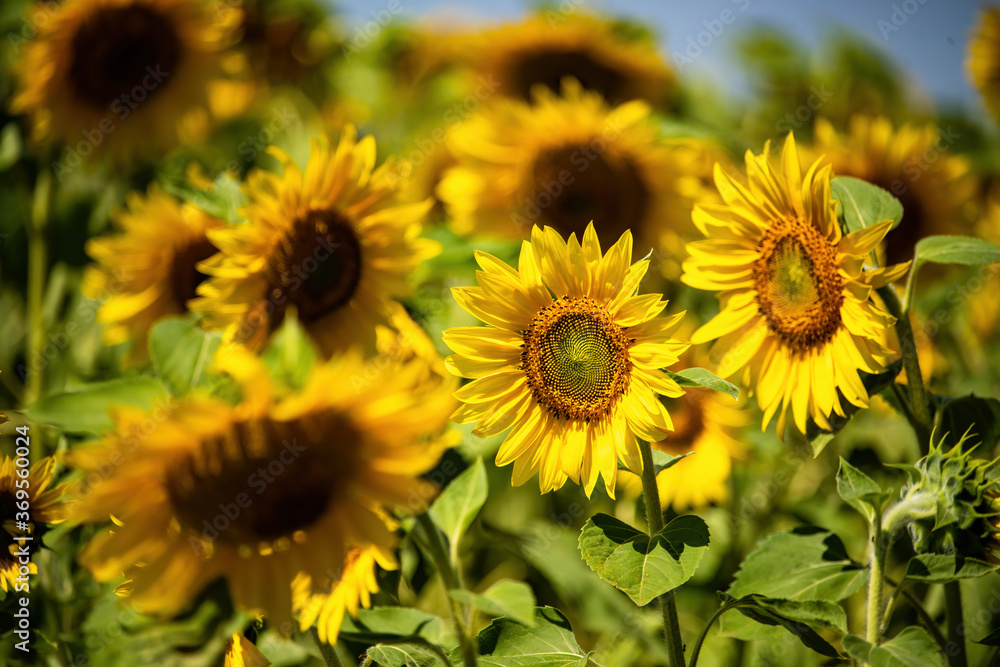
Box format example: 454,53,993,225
169,236,218,309
521,297,632,421
264,210,363,323
68,4,181,111
529,145,649,246
165,412,359,546
656,391,707,453
508,48,629,103
753,218,844,351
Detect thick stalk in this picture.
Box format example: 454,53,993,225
415,513,477,667
689,600,747,667
944,581,967,667
25,168,52,410
876,285,933,446
866,510,888,645
311,627,344,667
639,439,686,667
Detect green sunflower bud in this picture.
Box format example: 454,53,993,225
883,430,1000,559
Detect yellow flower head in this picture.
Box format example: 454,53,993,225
69,347,454,630
808,116,978,268
439,80,721,266
682,134,906,436
968,3,1000,120
191,126,439,356
1,456,68,592
84,185,225,355
445,223,690,498
460,12,675,106
11,0,249,162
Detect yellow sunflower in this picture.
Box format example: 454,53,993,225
438,80,721,266
1,456,68,593
682,134,908,436
69,346,454,628
459,12,675,106
293,543,394,643
191,125,439,356
444,223,689,497
11,0,249,162
224,633,271,667
968,3,1000,119
808,116,978,268
617,345,748,511
83,185,225,355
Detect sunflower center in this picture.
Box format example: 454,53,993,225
510,49,629,103
521,297,632,421
753,218,844,351
530,146,649,246
68,5,181,111
656,391,707,453
264,210,362,323
169,236,218,309
165,412,359,547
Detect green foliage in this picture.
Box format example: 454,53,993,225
148,317,221,396
836,458,890,524
261,315,319,392
843,627,946,667
903,553,998,583
450,580,537,628
913,235,1000,267
475,607,590,667
429,458,488,556
579,513,709,605
932,394,1000,451
831,176,904,233
26,376,167,434
665,367,740,400
718,593,842,658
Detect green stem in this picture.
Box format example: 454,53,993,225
877,285,933,447
944,581,967,667
310,627,344,667
900,588,949,652
639,439,686,667
866,508,888,645
25,168,52,410
689,600,747,667
415,513,477,667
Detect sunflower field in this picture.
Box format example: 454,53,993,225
3,0,1000,665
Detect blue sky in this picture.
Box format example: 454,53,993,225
336,0,988,113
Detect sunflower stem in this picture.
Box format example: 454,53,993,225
689,600,748,667
310,627,344,667
876,285,933,447
415,512,477,667
26,167,52,410
639,438,687,667
866,506,887,646
944,581,968,667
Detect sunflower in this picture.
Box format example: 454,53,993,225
1,456,68,593
682,134,908,436
293,543,394,643
69,346,454,628
191,125,439,356
224,633,271,667
459,13,675,106
83,185,225,355
617,344,748,510
438,80,721,266
444,223,689,497
11,0,249,162
968,3,1000,120
808,116,978,268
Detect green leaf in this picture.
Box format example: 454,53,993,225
148,318,222,396
719,593,842,658
451,580,537,627
975,627,1000,646
476,606,589,667
726,527,866,601
261,315,318,392
843,627,946,666
579,513,709,605
338,607,449,646
836,458,890,523
365,644,448,667
665,368,739,400
831,176,904,232
904,554,998,583
932,394,1000,451
27,376,167,434
914,235,1000,267
429,458,488,553
0,123,22,172
619,450,694,474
